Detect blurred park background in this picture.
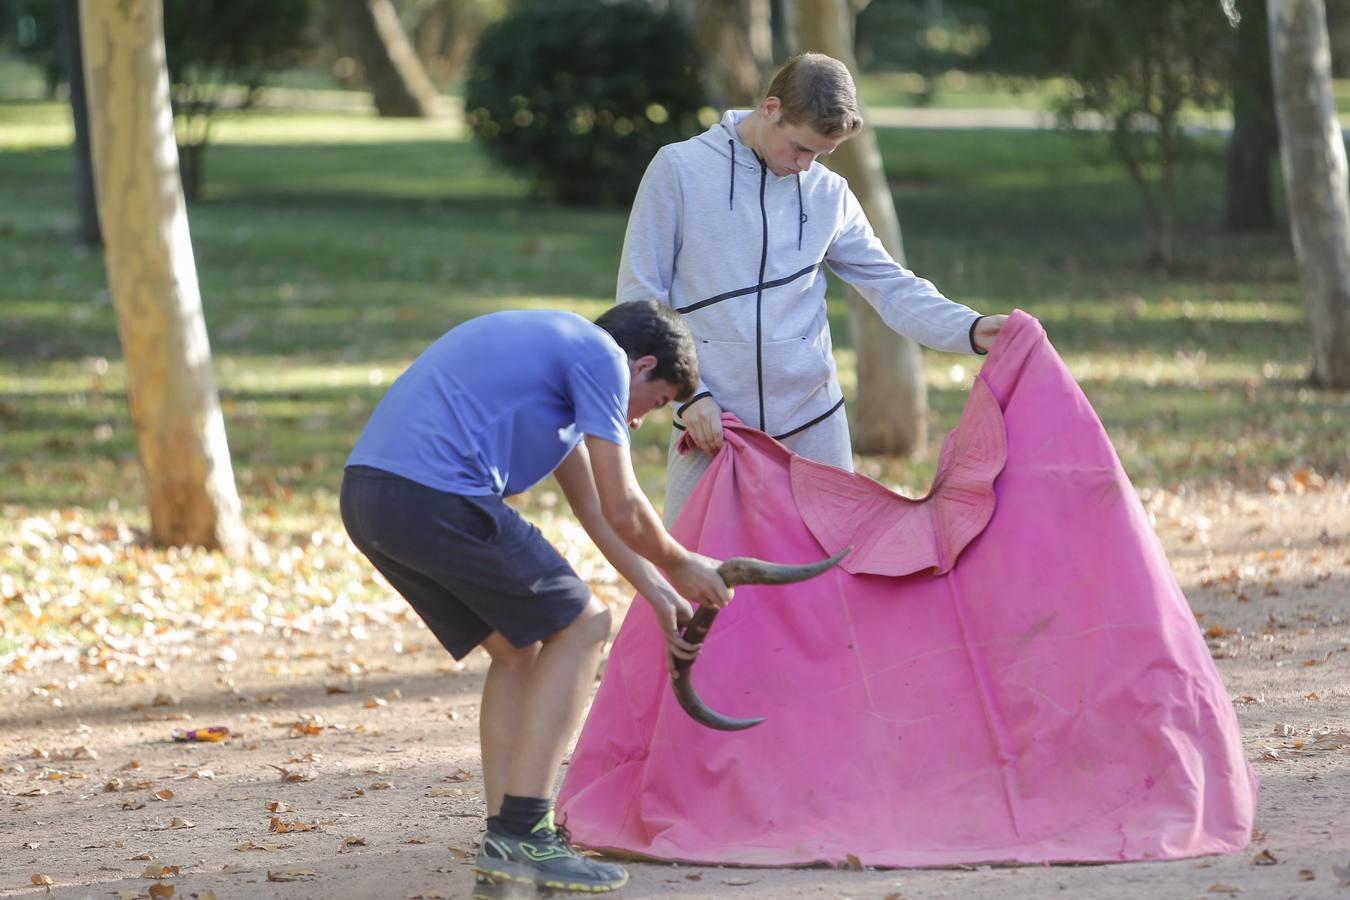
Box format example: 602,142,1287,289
1,0,1347,662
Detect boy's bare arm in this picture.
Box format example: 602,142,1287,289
582,435,730,611
554,444,704,666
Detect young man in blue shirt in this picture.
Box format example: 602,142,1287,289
341,300,728,894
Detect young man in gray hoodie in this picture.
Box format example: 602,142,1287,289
617,52,1008,523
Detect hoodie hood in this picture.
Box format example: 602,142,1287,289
695,110,763,173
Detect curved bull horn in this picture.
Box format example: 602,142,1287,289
672,547,851,732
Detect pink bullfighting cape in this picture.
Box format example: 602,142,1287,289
557,310,1256,867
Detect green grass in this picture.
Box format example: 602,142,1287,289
858,71,1060,110
855,69,1350,118
0,98,1345,526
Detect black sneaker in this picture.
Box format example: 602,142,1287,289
474,810,629,893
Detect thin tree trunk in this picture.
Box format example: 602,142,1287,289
1268,0,1350,387
795,0,928,456
691,0,773,108
339,0,445,118
56,0,100,248
410,0,485,89
79,0,248,552
1225,0,1279,231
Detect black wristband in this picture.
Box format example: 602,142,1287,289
968,316,988,356
676,391,712,417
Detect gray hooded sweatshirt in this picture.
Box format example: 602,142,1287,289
618,110,982,453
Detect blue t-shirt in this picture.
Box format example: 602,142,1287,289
347,310,630,496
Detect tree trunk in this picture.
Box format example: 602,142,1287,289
178,141,206,204
79,0,248,552
690,0,774,108
410,0,489,89
56,0,100,248
1225,0,1279,232
338,0,445,118
1268,0,1350,387
795,0,928,456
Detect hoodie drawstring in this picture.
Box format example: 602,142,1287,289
795,174,807,251
727,140,736,210
729,138,809,250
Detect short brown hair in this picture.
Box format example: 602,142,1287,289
764,53,863,138
594,301,699,401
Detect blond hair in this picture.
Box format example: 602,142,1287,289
764,53,863,138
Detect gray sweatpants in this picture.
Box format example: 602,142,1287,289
661,412,854,528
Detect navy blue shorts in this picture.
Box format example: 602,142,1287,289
340,466,592,660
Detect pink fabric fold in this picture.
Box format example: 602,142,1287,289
791,376,1005,576
557,310,1256,867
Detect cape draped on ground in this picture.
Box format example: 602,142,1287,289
557,310,1256,867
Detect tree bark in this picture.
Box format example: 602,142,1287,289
79,0,248,552
1225,0,1279,232
410,0,485,89
338,0,445,118
690,0,774,108
795,0,928,456
56,0,100,248
1268,0,1350,387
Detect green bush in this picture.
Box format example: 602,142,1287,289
464,0,708,207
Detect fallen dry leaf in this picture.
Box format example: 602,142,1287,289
722,877,756,886
266,800,295,813
267,868,318,882
1252,849,1278,866
142,864,181,878
1299,869,1315,880
147,883,175,899
1310,729,1350,750
236,841,285,852
341,835,367,849
153,788,175,801
169,817,195,829
30,874,54,888
1208,885,1241,895
270,816,319,833
840,853,864,871
271,765,315,783
288,716,326,737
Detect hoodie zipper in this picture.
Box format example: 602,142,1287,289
754,156,769,431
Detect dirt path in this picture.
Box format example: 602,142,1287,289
1,480,1346,900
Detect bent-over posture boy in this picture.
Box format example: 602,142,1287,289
341,300,730,894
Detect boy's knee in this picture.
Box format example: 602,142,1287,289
562,600,611,647
483,633,540,668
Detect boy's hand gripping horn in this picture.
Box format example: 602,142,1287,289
672,548,851,731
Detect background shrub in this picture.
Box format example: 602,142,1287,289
465,0,708,207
